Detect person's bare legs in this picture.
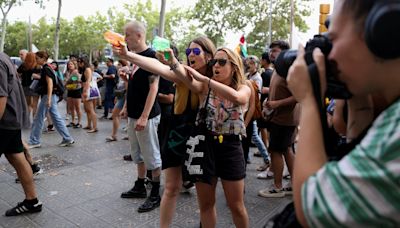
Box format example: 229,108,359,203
196,179,217,228
111,107,121,138
6,153,37,199
73,98,82,125
160,167,182,228
22,141,34,165
271,150,284,189
221,179,249,228
31,96,39,118
89,100,97,129
283,146,295,178
67,97,75,124
25,95,32,118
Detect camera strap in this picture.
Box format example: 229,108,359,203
308,63,335,154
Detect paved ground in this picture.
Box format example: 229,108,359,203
0,103,292,228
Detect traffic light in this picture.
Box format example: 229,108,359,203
319,4,330,33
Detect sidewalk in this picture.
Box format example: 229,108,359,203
0,104,291,227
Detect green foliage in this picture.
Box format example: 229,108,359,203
3,20,26,56
192,0,311,57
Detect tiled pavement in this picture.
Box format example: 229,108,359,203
0,104,292,228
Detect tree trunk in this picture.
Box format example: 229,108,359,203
54,0,62,60
0,0,15,53
0,16,7,53
158,0,166,37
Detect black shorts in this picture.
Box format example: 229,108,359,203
257,118,271,129
0,129,24,156
161,146,185,170
67,89,82,99
202,135,246,182
268,122,296,153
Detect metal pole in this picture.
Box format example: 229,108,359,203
28,16,32,52
158,0,166,37
268,0,272,46
289,0,294,47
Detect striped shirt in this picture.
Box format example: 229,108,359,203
302,99,400,227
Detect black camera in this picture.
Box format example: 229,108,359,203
274,34,352,99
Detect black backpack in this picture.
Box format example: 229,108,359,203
46,64,65,102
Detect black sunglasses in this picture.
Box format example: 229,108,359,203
185,47,201,56
209,58,229,67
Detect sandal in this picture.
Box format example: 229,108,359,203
87,128,98,133
73,123,82,128
66,123,75,127
83,126,91,130
106,136,117,142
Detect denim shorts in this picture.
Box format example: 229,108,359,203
128,115,161,170
0,129,23,156
115,97,125,109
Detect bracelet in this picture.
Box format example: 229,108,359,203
169,61,179,71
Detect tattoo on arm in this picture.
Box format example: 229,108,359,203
148,75,159,84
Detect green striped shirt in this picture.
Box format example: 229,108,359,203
302,99,400,228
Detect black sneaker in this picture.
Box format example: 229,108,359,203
121,183,147,198
15,164,43,183
5,200,42,216
137,196,161,213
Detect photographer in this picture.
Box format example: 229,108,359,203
287,0,400,227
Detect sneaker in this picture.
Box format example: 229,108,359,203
5,200,42,216
59,140,74,147
258,187,285,198
181,181,195,193
15,165,43,183
256,162,270,171
137,196,161,213
123,154,133,161
121,182,147,198
282,186,293,195
257,168,274,179
47,125,55,132
254,151,262,157
28,143,41,149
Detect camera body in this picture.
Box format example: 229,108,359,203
275,34,352,99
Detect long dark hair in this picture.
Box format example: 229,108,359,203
78,56,90,74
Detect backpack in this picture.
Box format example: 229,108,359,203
249,80,262,120
46,64,65,102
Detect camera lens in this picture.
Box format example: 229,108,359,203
274,50,297,78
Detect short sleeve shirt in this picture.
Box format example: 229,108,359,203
0,53,29,130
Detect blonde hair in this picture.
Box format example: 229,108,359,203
216,47,246,90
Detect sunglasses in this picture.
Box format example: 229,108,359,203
209,58,229,67
185,48,202,56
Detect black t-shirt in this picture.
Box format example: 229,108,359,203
17,64,41,87
260,68,273,102
158,77,175,118
127,48,161,119
38,64,56,95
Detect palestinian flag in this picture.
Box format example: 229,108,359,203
235,34,248,58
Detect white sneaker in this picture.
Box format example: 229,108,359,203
257,168,274,179
28,143,41,149
258,187,285,198
282,184,293,195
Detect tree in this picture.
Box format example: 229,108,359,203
191,0,311,54
53,0,62,60
0,0,48,52
0,0,17,52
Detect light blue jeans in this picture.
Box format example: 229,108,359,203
128,115,161,170
29,94,74,145
251,121,270,163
